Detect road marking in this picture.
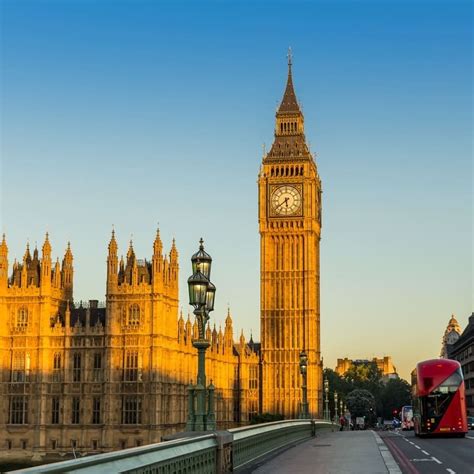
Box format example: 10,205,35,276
371,431,402,473
432,456,442,464
446,469,456,474
411,458,435,462
414,445,421,449
466,435,474,440
421,450,429,455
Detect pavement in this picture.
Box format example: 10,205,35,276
250,430,401,474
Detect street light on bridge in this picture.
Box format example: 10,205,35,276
299,350,309,419
324,377,330,420
186,239,216,431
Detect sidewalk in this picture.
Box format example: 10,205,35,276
249,430,400,474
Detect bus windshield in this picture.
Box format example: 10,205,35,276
423,368,463,418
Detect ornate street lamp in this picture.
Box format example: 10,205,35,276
299,350,309,419
324,377,330,421
334,391,339,421
186,239,216,431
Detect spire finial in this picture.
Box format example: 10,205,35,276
287,47,292,69
199,237,204,250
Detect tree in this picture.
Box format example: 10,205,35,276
380,378,412,420
343,362,384,416
346,389,376,425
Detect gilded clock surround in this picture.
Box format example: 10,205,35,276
269,184,303,217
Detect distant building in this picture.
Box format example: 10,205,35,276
440,314,462,358
335,356,398,381
449,312,474,416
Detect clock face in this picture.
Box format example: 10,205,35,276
271,185,302,216
446,331,459,345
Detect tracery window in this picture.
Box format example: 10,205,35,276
123,351,139,382
16,307,28,329
71,397,80,424
53,353,62,382
128,304,140,326
122,396,142,424
72,353,81,382
11,352,29,382
9,396,28,424
51,397,60,424
92,353,102,382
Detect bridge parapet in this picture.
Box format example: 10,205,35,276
9,420,335,474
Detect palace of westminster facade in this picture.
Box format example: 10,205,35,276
0,56,323,462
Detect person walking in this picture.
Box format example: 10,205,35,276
339,415,345,431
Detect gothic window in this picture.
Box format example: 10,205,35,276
128,304,140,326
16,307,28,329
53,353,62,382
71,397,80,424
9,396,28,424
72,353,81,382
92,397,101,424
51,397,60,424
92,353,102,382
249,366,258,390
11,352,27,382
122,396,142,424
123,351,139,381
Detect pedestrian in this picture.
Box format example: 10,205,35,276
339,415,345,431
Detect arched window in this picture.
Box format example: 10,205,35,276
53,353,62,382
17,307,28,328
53,353,61,370
11,352,26,382
128,304,140,326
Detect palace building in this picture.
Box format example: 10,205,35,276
0,232,260,464
259,53,323,417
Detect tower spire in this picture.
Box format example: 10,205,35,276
278,48,300,114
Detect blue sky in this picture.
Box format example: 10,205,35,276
1,0,472,379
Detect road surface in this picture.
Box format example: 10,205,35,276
380,429,474,474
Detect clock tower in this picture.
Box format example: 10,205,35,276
259,52,322,417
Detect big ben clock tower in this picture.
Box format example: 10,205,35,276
259,52,322,418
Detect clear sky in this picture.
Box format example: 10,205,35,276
1,0,472,380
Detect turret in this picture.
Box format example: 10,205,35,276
0,234,8,288
152,228,163,288
185,313,192,344
224,307,234,349
169,238,179,294
240,329,246,348
212,324,218,348
53,258,61,287
178,309,185,343
40,233,52,292
62,242,73,300
107,229,118,291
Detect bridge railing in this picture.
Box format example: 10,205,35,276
9,419,335,474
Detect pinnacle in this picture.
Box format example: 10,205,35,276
277,52,301,114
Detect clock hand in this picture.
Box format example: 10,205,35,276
276,197,289,209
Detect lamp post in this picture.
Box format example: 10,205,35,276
186,239,216,431
334,391,339,421
324,378,329,421
299,350,309,419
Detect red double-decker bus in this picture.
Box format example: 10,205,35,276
412,359,467,437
